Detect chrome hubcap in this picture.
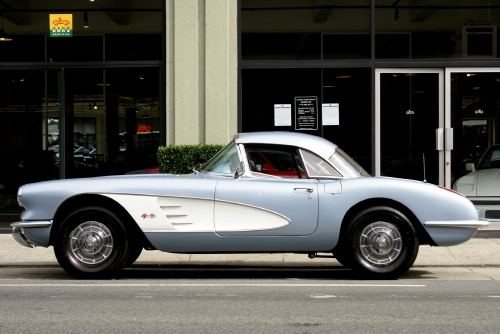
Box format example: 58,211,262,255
69,221,113,265
359,221,402,265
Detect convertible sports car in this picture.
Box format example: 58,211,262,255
12,132,487,279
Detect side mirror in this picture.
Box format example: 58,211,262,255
465,163,475,172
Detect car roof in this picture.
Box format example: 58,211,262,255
234,131,338,160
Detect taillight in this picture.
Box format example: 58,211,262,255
438,185,465,197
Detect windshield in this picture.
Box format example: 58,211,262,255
201,140,243,175
477,146,500,170
329,148,370,178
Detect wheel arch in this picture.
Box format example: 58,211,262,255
338,198,435,247
49,194,153,249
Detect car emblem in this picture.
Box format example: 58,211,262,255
141,213,156,219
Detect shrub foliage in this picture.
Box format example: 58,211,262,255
157,144,225,174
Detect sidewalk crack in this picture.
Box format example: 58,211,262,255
468,267,495,280
446,247,457,261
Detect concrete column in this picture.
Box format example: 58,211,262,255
166,0,238,145
205,0,238,144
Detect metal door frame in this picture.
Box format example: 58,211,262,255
375,68,445,186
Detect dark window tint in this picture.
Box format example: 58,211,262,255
105,34,162,61
0,35,45,62
47,36,103,62
242,33,321,60
412,31,455,58
323,34,370,59
375,34,409,59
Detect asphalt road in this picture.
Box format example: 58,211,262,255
0,273,499,333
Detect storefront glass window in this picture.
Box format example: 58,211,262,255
0,35,45,62
47,36,104,62
375,0,499,59
0,69,60,218
59,67,160,179
241,68,372,172
0,1,163,223
451,72,500,185
241,0,371,60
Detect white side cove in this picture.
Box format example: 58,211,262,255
214,200,290,232
103,194,215,232
103,194,291,233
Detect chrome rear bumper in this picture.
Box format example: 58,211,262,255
423,220,490,229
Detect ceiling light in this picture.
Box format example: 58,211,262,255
93,102,98,109
0,14,13,42
467,73,476,77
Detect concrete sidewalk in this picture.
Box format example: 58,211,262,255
1,234,499,267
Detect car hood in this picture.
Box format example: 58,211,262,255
454,168,500,197
476,168,500,196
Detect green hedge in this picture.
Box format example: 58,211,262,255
157,144,225,174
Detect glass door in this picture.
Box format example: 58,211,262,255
447,69,500,185
0,69,60,225
376,69,444,185
62,67,161,179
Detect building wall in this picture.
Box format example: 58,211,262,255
166,0,238,145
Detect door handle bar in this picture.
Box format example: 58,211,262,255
294,188,314,193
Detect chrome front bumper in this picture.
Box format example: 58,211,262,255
11,221,52,248
12,227,34,248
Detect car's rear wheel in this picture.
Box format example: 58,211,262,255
346,206,419,279
54,206,130,279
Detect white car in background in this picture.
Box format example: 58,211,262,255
453,144,500,222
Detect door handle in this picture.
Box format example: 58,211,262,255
294,188,314,193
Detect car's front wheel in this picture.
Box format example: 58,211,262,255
346,206,419,279
54,206,130,279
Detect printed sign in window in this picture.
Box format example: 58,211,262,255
274,104,292,126
322,103,339,126
295,96,318,130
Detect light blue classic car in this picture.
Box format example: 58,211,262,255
12,132,487,279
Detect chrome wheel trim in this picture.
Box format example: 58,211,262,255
358,221,402,265
69,221,113,265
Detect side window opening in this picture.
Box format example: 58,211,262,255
244,144,306,179
300,149,341,178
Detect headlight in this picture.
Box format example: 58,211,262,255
17,187,24,208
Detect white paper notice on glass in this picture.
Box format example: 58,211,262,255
322,103,339,126
274,104,292,126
